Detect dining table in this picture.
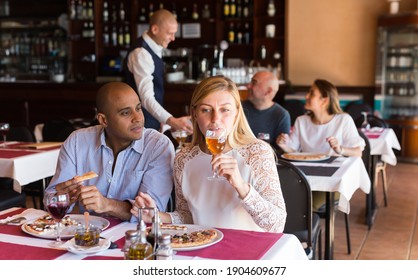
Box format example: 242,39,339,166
363,127,401,228
0,207,309,261
288,156,371,260
0,141,61,193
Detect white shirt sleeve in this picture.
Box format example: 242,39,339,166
127,47,173,124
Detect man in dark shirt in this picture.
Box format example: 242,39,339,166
242,71,291,152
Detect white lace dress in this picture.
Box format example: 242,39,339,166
169,141,287,233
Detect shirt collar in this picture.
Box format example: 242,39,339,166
143,31,163,58
98,127,145,154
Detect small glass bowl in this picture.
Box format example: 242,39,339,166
74,225,101,247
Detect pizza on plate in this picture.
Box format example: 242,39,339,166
282,152,328,161
23,214,78,235
171,229,218,248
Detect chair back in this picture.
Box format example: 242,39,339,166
344,102,373,127
367,115,388,128
358,129,372,177
8,124,36,142
282,99,306,125
276,158,312,245
42,119,76,142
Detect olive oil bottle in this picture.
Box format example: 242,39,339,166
129,219,153,260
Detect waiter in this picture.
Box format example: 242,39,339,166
124,9,192,134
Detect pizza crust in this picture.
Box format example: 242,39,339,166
75,171,98,182
283,153,327,161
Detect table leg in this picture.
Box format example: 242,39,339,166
366,155,378,229
324,192,335,260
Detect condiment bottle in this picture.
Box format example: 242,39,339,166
156,234,173,260
123,230,138,260
129,219,153,260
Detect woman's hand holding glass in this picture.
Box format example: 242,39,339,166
205,128,226,180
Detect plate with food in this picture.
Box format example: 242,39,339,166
281,152,330,162
156,224,223,251
21,214,110,239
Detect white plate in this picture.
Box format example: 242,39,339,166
281,152,330,162
161,224,224,251
21,214,110,239
67,238,111,254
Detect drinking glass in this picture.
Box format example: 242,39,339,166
361,112,370,131
0,123,10,147
172,130,188,149
43,191,70,248
205,128,226,180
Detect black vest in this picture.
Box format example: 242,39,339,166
124,37,165,130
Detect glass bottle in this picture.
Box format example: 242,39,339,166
156,234,173,260
230,0,237,18
129,220,153,260
228,22,235,44
202,4,210,19
103,1,109,22
261,45,267,59
267,0,276,17
192,4,199,20
123,230,138,260
243,0,249,18
223,0,230,18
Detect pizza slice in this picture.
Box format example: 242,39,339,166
171,229,218,248
74,171,98,182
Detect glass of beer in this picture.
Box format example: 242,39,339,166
205,127,226,180
172,130,188,149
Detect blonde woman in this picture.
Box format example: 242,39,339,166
132,76,287,233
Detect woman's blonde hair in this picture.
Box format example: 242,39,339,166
190,76,256,148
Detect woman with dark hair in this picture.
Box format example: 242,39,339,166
277,79,365,209
277,79,364,157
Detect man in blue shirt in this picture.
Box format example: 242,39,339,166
46,82,175,222
242,71,291,152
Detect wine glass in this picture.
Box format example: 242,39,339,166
43,191,70,248
172,130,188,149
361,112,370,131
0,123,10,147
205,127,226,180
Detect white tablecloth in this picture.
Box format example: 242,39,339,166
367,128,401,166
0,146,60,193
292,156,371,214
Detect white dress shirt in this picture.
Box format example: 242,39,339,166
127,32,172,126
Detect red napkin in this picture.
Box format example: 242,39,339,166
365,133,381,139
177,228,283,260
0,241,67,260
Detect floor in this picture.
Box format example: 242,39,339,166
330,161,418,260
24,162,418,260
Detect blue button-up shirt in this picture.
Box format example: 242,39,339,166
46,125,175,222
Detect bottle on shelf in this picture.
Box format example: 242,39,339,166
70,0,77,20
124,24,131,48
119,2,126,22
244,22,251,44
243,0,250,18
87,0,94,20
103,25,109,46
202,4,210,19
236,0,242,18
192,4,199,20
172,3,178,19
230,0,237,18
103,1,109,22
260,45,267,59
228,22,235,44
149,3,154,19
267,0,276,17
224,0,230,18
138,7,147,22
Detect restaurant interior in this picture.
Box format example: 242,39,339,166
1,0,418,261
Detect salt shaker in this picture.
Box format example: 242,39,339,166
156,234,173,260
